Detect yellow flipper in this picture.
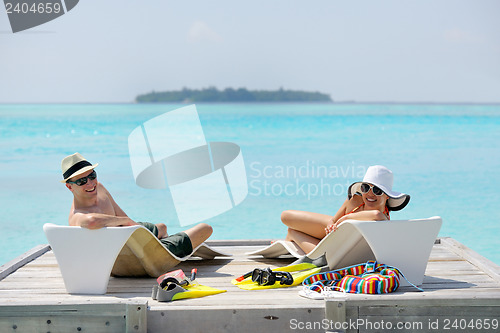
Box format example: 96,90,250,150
232,263,321,290
171,282,226,301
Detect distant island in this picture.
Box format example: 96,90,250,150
136,87,332,103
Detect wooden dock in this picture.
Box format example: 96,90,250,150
0,238,499,333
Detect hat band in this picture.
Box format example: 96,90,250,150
63,160,92,180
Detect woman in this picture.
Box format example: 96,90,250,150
281,165,410,253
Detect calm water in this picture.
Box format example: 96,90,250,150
1,103,499,266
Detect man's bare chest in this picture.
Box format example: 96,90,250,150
84,193,115,215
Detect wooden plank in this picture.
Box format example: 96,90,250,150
345,296,500,307
356,304,500,333
125,302,147,333
325,299,500,333
205,239,273,246
0,239,499,332
441,237,500,283
325,298,346,329
147,306,326,333
356,317,497,333
0,301,147,333
359,304,499,316
0,245,50,281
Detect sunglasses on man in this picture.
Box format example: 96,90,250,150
66,170,97,186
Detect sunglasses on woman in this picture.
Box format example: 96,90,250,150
360,183,384,196
67,170,97,186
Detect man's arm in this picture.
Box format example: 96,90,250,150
68,183,139,229
100,184,129,218
69,212,137,229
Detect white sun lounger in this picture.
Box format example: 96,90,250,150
43,223,229,294
247,216,442,286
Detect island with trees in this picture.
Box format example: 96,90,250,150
136,87,332,103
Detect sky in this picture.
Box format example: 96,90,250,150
1,0,499,103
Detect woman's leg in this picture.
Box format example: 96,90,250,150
285,228,321,254
281,210,332,239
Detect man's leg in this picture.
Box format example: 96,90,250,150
136,222,159,237
159,223,213,258
183,223,213,249
156,223,168,238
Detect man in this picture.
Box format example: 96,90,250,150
61,152,213,258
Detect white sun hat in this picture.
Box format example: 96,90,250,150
347,165,410,211
61,152,99,183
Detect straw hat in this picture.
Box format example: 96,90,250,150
61,153,98,183
347,165,410,211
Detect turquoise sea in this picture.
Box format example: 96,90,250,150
1,103,499,266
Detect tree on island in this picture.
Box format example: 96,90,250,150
136,87,332,103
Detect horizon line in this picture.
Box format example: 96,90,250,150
1,101,500,106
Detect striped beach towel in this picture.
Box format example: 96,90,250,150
303,260,422,294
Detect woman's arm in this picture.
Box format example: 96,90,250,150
324,196,363,234
338,209,388,223
325,209,388,234
331,199,349,223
